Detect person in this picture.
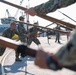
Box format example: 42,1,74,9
27,22,41,46
46,29,52,45
17,29,76,71
25,0,76,16
66,28,71,40
23,0,76,71
17,16,29,45
2,21,22,61
55,24,61,43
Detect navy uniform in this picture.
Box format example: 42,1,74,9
17,16,27,44
55,25,61,43
46,29,52,44
0,25,15,55
34,0,76,14
2,26,18,39
2,22,22,61
27,22,41,46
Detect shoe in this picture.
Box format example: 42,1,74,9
58,41,61,44
15,58,22,61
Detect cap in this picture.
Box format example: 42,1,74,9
19,16,25,20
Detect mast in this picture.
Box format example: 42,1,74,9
14,0,24,18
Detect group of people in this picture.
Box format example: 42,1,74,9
1,0,76,72
21,0,76,71
1,16,41,61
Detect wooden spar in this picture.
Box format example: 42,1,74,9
0,36,37,57
0,0,76,28
45,23,72,30
44,18,73,30
0,36,18,50
15,21,69,34
45,23,54,28
0,0,27,10
37,14,76,28
58,11,76,23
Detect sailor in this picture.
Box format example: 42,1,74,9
17,16,29,45
27,22,41,46
2,21,22,61
46,29,52,44
55,24,61,43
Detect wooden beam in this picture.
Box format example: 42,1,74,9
0,36,18,50
15,21,69,34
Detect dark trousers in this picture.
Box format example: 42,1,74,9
0,46,6,56
55,34,60,42
27,38,40,45
15,51,20,58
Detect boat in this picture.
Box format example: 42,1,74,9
0,9,16,35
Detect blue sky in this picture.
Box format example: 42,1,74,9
0,0,76,28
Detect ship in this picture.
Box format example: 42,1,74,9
0,0,24,35
0,9,16,35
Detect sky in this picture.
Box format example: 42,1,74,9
0,0,76,28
